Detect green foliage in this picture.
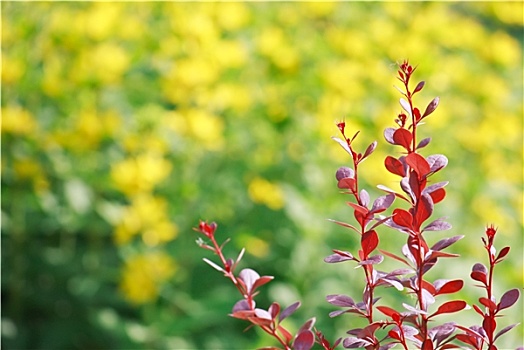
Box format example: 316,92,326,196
2,2,522,349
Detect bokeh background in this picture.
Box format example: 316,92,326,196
2,2,523,349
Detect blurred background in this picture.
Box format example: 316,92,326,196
1,2,522,349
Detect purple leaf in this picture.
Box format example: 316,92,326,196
426,154,448,173
472,262,488,274
360,189,370,207
371,193,395,213
494,323,519,341
327,219,359,233
294,329,315,350
422,97,439,118
359,254,384,266
384,127,396,145
254,308,272,320
298,317,316,332
400,177,415,202
363,141,378,159
326,294,356,307
329,309,348,317
232,299,253,313
417,137,431,149
414,81,425,93
423,218,452,232
423,181,449,195
431,235,464,251
428,322,455,346
238,268,260,293
343,337,371,348
279,301,300,322
497,288,520,311
324,250,354,263
336,166,354,181
332,137,352,155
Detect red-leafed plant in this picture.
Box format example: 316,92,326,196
194,61,521,350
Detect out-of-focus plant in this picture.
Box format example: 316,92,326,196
195,62,521,350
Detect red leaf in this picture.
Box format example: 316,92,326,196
495,246,510,262
472,304,485,316
470,271,487,285
348,202,369,215
277,325,294,344
385,156,406,177
361,230,379,257
338,178,356,191
422,97,439,118
482,317,496,337
436,280,464,295
392,208,413,228
430,188,446,204
414,194,433,229
479,297,497,312
414,81,425,93
388,329,401,341
393,128,413,151
406,153,431,178
414,108,422,122
294,329,315,350
431,300,467,317
377,306,400,318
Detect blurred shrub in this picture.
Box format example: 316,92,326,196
1,2,522,349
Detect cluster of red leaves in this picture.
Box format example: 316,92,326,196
326,60,520,350
194,221,337,350
194,61,520,350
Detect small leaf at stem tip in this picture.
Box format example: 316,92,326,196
495,246,510,262
400,98,412,116
497,288,520,311
363,141,377,159
414,81,425,93
332,136,352,155
422,97,440,118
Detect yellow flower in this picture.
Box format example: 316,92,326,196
248,177,285,210
2,54,24,85
183,109,225,150
1,106,37,135
114,194,178,246
120,252,176,304
215,3,250,31
111,153,172,196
